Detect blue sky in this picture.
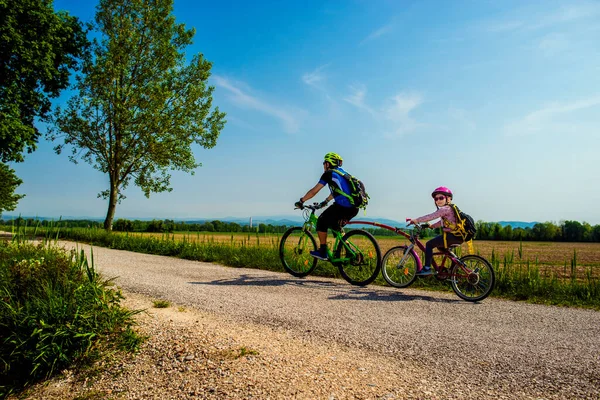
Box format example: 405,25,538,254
7,0,600,224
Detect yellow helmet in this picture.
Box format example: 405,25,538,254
323,152,343,167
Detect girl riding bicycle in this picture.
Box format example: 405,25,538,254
408,186,465,275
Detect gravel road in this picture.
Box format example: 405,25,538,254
60,242,599,399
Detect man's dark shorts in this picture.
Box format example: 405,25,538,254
316,203,359,232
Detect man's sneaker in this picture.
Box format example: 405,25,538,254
309,249,328,261
416,266,434,276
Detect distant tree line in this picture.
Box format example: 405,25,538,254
0,218,288,234
0,218,103,229
2,218,600,243
475,221,600,242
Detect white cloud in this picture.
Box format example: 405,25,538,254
482,1,600,33
359,23,393,45
385,93,423,120
302,64,332,96
538,33,569,56
212,75,300,134
530,2,600,30
382,93,425,136
344,85,425,137
504,95,600,136
343,84,375,115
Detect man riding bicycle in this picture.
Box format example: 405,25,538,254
295,152,359,260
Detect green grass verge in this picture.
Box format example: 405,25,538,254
0,237,144,397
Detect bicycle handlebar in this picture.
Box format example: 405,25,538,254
295,202,323,211
405,219,429,232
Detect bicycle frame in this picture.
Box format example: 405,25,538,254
300,205,364,264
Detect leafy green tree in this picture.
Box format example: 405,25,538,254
201,222,215,232
532,222,559,241
591,225,600,242
582,222,593,242
475,221,490,239
132,220,146,232
491,223,502,240
502,225,513,241
0,163,25,214
0,0,88,163
562,220,584,242
113,218,134,232
226,222,242,232
48,0,226,230
146,219,163,233
163,219,175,232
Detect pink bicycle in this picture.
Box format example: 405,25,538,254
348,219,495,302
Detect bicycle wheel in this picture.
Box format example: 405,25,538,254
334,230,381,286
450,254,495,302
279,227,318,277
381,246,418,288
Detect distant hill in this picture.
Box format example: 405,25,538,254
497,221,538,229
194,216,408,228
2,213,537,229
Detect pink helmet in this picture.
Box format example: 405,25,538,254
431,186,453,199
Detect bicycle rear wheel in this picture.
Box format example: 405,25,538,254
334,230,381,286
279,227,318,277
450,254,495,302
381,246,418,288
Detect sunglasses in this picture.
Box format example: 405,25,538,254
434,196,446,201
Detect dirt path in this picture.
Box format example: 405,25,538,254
18,242,600,399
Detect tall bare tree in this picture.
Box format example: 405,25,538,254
49,0,226,230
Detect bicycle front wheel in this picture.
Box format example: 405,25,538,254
450,254,495,302
334,230,381,286
279,227,318,277
381,246,418,288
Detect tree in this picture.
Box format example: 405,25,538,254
48,0,226,230
201,222,214,232
146,219,163,233
502,224,513,241
532,222,559,241
0,163,25,214
591,225,600,242
0,0,88,163
582,222,593,242
562,220,584,242
113,218,134,232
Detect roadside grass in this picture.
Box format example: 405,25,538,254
0,234,144,398
236,346,259,358
152,299,171,308
217,346,260,360
3,224,600,309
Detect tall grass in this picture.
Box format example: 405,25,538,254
0,233,143,397
491,247,599,307
3,224,600,308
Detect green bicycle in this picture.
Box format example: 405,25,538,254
279,203,382,286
